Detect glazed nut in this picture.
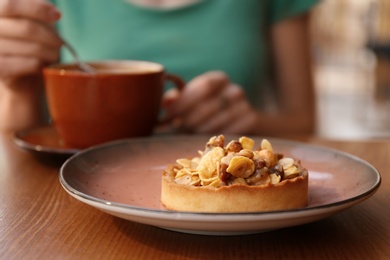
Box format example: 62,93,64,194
260,139,273,152
270,173,281,184
238,149,254,159
225,140,242,153
277,158,294,169
174,174,191,185
257,149,278,168
176,158,191,168
239,136,255,150
175,169,187,178
196,147,225,180
174,174,200,186
246,167,270,185
207,178,223,188
206,135,225,149
221,153,234,166
231,177,247,185
176,158,197,169
226,156,255,178
277,157,301,179
284,166,301,179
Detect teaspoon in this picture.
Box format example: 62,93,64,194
61,39,96,73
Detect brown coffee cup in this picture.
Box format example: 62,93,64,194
43,60,184,149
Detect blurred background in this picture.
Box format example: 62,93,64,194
311,0,390,139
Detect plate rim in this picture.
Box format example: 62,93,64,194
59,135,382,220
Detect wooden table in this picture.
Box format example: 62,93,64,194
0,132,389,259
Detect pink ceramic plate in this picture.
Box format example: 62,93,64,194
59,135,381,235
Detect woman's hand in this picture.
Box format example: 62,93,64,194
162,13,317,137
0,0,62,80
162,71,258,135
0,0,62,132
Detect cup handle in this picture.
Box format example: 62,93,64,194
165,73,185,91
158,73,185,126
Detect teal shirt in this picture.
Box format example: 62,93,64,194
50,0,318,105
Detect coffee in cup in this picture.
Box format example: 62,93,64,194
43,60,184,149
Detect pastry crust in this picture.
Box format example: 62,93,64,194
160,135,309,213
161,167,308,213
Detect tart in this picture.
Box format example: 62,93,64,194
161,135,308,213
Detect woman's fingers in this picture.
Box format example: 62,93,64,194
0,34,60,77
0,39,59,77
0,18,62,47
162,70,258,135
172,71,230,115
181,83,243,129
0,37,59,59
193,89,253,134
0,1,62,79
0,0,61,23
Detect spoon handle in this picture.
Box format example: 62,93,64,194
61,39,96,73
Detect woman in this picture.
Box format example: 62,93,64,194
0,0,318,137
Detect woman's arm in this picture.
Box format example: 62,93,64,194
0,77,46,133
252,13,316,137
162,12,316,137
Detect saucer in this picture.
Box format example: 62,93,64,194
14,125,80,155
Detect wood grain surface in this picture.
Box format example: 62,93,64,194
0,133,388,260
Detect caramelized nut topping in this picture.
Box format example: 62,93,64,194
171,135,306,188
